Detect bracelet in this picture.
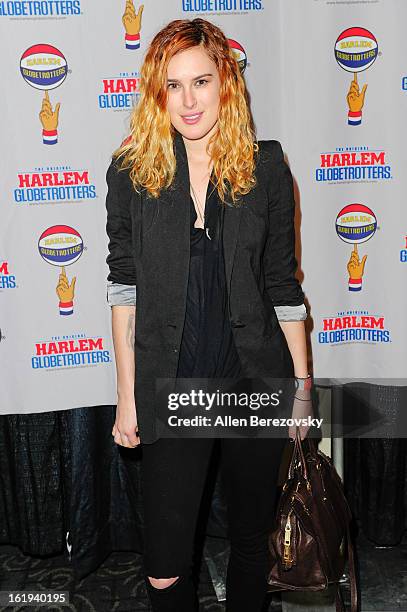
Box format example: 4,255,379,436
294,374,312,391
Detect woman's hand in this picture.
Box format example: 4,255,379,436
112,397,140,447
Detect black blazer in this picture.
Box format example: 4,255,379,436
105,132,305,444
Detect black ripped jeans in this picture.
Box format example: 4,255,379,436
140,435,287,612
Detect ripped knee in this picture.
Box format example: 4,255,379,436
147,576,180,589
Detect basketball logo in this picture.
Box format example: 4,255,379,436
20,44,68,90
335,203,377,244
38,225,83,316
335,204,377,292
38,225,83,266
335,27,378,73
20,44,68,144
334,27,378,126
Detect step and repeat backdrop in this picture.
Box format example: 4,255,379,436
1,0,406,415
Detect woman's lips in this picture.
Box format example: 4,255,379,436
181,112,203,125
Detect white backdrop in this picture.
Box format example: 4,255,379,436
1,0,405,415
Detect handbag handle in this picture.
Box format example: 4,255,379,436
287,427,310,483
287,428,301,480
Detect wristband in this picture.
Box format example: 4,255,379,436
348,110,362,126
125,33,140,50
43,128,58,145
294,374,312,391
349,277,362,291
59,300,73,316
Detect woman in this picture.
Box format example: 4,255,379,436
105,17,310,612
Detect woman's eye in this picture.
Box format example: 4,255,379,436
167,80,208,90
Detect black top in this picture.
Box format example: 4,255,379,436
176,183,243,379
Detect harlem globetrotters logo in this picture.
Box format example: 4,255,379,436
38,225,84,316
19,43,68,145
334,27,379,126
335,204,377,292
31,334,112,370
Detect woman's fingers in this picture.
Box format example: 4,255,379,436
112,403,140,447
113,426,140,447
125,429,140,446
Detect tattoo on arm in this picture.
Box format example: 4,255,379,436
126,313,135,351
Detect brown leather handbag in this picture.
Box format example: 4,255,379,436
268,430,358,612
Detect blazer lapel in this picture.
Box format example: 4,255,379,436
159,132,191,318
172,130,191,243
222,200,242,299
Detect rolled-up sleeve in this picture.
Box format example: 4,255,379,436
274,304,307,321
262,141,306,314
106,281,137,307
105,159,137,288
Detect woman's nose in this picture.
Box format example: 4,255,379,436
182,87,197,109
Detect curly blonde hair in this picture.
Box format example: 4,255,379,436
113,18,258,204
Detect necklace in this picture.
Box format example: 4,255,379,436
190,183,205,227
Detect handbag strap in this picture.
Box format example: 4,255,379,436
335,588,345,612
346,521,358,612
334,508,358,612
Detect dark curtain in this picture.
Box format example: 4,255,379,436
0,405,227,581
0,407,145,579
334,383,407,546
